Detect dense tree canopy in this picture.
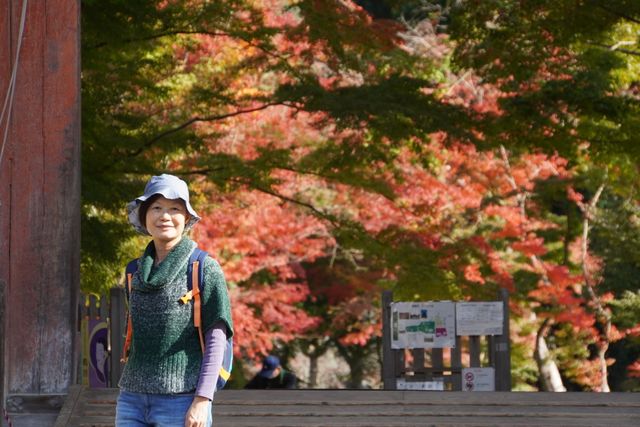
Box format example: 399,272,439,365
81,0,640,390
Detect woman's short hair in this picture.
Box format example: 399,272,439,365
138,194,162,229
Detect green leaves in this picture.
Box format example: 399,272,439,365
277,75,474,142
449,0,640,163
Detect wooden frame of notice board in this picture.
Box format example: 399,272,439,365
381,289,511,391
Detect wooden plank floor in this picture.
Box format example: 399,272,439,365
54,386,640,427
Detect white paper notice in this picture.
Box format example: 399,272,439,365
396,378,445,391
390,301,456,349
456,302,503,336
462,367,495,391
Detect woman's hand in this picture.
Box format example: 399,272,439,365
184,395,211,427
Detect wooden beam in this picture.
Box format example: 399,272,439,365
0,0,14,413
0,0,80,405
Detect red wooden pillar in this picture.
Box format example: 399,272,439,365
0,0,80,417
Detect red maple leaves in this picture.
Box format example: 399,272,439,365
162,1,638,388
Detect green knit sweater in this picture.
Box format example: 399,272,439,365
119,237,234,394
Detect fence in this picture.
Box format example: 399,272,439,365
83,287,511,391
77,288,127,388
381,289,511,391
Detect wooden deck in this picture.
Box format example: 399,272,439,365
52,386,640,427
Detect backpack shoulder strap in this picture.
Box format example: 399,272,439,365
187,249,234,390
188,248,208,353
124,259,138,299
121,259,138,363
187,248,208,293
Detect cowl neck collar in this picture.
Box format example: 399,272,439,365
135,237,197,292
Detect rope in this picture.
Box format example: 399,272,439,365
0,0,29,168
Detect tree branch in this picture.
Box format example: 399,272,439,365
142,102,289,152
99,102,294,173
592,2,640,25
577,180,611,392
88,30,232,49
133,102,292,157
587,41,640,57
229,177,341,227
500,146,529,219
500,146,568,391
88,27,300,73
499,145,551,281
87,27,308,81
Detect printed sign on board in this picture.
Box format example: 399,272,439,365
390,301,456,349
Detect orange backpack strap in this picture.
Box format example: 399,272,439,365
188,248,209,354
185,248,233,390
188,249,235,390
192,259,205,353
121,259,137,363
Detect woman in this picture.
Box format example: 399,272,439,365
116,174,233,427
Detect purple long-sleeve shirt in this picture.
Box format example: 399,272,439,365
195,322,227,400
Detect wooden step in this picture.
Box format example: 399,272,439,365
54,386,640,427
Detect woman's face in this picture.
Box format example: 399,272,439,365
145,196,189,246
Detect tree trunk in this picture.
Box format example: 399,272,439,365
579,182,610,392
345,356,365,389
597,324,611,392
534,319,566,392
336,344,368,389
300,338,329,388
308,352,319,388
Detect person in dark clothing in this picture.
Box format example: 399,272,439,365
245,355,297,389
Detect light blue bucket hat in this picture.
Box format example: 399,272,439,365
127,174,201,235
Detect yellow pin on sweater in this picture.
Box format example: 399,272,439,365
179,290,193,305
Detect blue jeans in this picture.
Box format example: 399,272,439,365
115,391,212,426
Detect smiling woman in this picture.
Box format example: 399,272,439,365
117,174,234,427
142,196,189,262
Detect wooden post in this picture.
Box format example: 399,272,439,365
109,287,127,387
0,0,11,411
381,291,396,390
431,348,443,383
412,348,424,376
451,336,462,390
494,288,511,391
0,0,81,415
468,336,481,368
0,280,4,410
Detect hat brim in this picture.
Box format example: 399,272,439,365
258,368,277,378
127,189,200,236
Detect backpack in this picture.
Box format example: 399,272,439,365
121,247,233,390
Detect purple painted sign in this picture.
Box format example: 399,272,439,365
88,319,109,387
